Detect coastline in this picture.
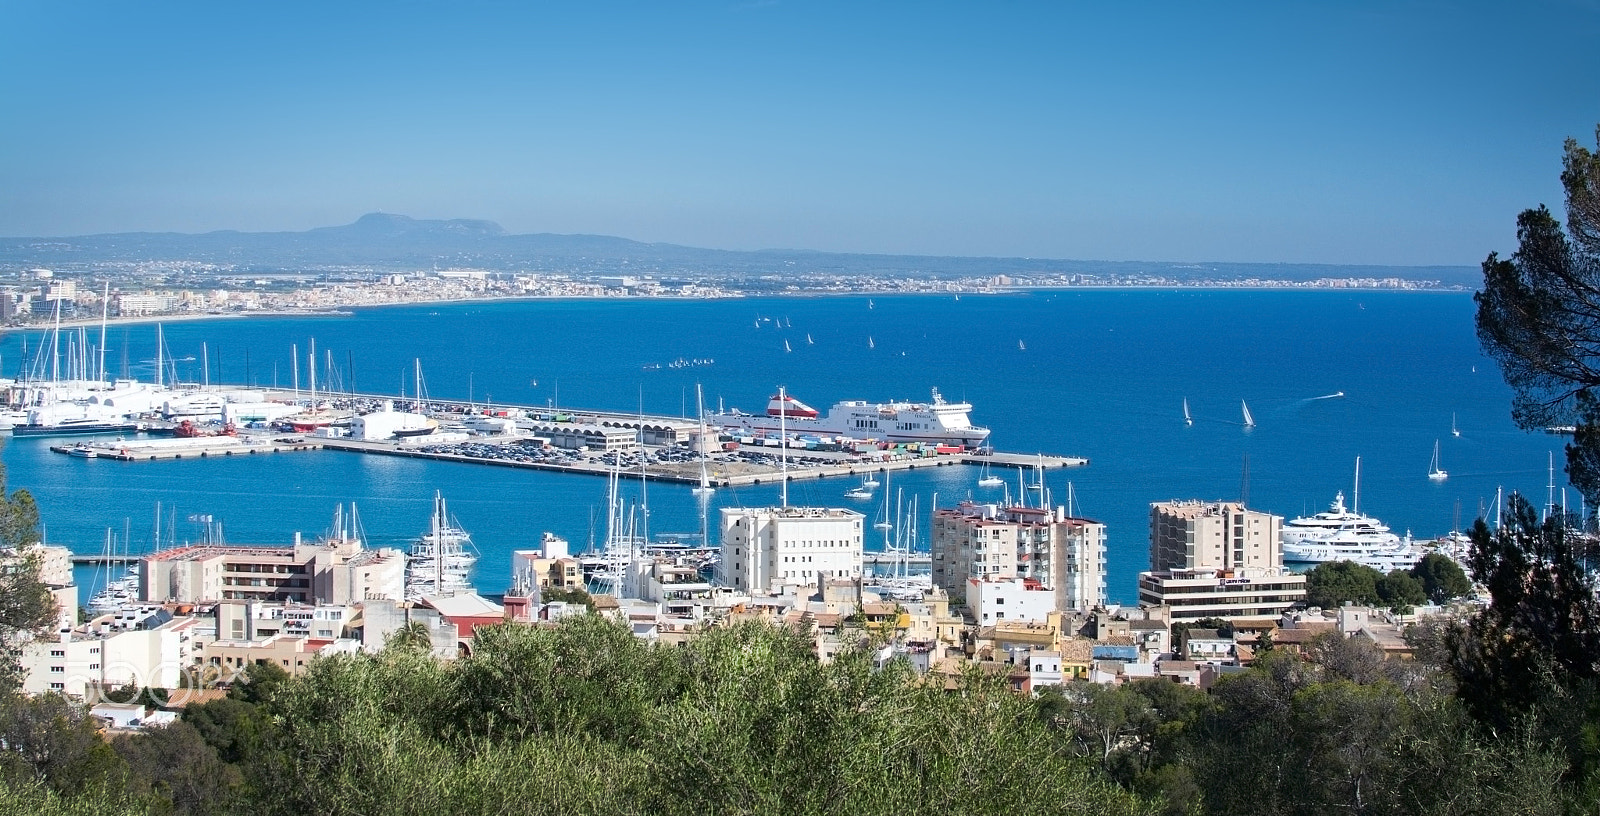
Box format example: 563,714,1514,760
0,284,1470,336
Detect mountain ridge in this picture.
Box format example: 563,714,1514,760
0,213,1480,286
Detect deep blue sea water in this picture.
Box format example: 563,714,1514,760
0,290,1567,603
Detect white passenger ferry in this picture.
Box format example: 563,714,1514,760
708,388,990,447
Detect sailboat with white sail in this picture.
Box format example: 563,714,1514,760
1183,398,1193,427
1451,413,1460,437
1241,400,1255,428
977,456,1004,488
1428,440,1449,481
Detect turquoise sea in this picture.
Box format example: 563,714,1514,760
0,290,1567,603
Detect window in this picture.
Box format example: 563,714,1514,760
49,683,63,690
50,666,63,673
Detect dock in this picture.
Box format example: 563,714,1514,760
38,385,1088,487
69,554,145,566
317,436,1085,487
51,435,322,461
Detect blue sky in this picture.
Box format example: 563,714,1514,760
1,1,1596,265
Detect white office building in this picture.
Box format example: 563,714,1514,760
720,506,864,596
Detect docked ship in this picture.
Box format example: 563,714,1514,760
1281,490,1424,572
707,388,990,447
404,492,478,600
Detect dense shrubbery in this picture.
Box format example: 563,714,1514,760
5,600,1598,816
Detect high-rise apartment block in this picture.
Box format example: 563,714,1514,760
931,501,1106,612
1140,500,1304,622
1148,499,1282,572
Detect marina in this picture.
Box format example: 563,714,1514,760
1,291,1558,604
29,378,1086,485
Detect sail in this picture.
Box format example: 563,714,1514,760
1183,398,1192,425
1241,400,1255,427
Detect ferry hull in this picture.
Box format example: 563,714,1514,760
11,422,140,438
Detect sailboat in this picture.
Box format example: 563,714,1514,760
977,456,1004,488
692,384,715,498
1026,454,1044,492
873,472,893,531
1018,339,1026,351
1451,413,1460,437
783,339,792,353
1428,440,1449,481
844,476,875,500
868,336,875,349
1183,398,1193,427
1241,400,1255,428
806,333,814,345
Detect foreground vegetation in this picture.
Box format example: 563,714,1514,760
3,564,1598,816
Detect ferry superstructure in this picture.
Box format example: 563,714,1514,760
708,388,990,447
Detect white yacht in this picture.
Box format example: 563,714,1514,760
404,492,478,599
1281,489,1424,572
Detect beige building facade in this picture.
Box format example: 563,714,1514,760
931,501,1106,611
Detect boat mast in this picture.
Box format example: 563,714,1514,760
98,281,109,383
291,343,299,404
155,323,164,388
49,299,61,385
307,338,317,410
1353,456,1361,515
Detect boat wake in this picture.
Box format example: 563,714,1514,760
1308,391,1346,401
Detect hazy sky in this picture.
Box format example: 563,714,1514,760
2,1,1596,265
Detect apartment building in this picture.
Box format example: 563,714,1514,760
931,501,1106,611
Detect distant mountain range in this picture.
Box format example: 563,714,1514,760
0,212,1481,286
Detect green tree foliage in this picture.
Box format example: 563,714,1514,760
1305,560,1381,609
0,694,128,798
227,661,290,705
0,461,53,693
540,585,596,609
1305,561,1427,614
112,721,240,816
219,617,1151,816
1376,569,1427,612
0,462,41,552
1449,494,1600,787
1475,126,1600,499
0,552,55,693
1410,552,1472,604
0,777,144,816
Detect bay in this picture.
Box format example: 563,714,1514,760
1,290,1563,603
